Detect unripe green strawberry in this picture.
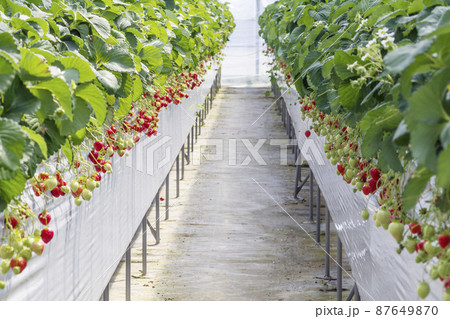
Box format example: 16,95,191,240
61,185,70,194
444,290,450,301
361,209,369,220
55,107,65,118
70,181,80,193
404,239,416,254
388,222,404,242
11,240,23,253
0,281,5,289
356,182,364,191
376,209,390,226
75,197,82,206
107,147,114,156
330,158,338,165
438,263,449,278
417,281,430,299
429,267,439,280
19,248,32,261
375,220,381,227
96,181,100,188
104,163,112,173
81,189,92,201
31,241,44,256
423,225,435,238
45,177,58,190
86,180,96,191
1,260,10,274
424,242,437,256
349,158,357,168
0,244,14,259
23,237,32,248
34,229,41,241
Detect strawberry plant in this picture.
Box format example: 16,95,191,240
260,0,449,300
0,0,234,289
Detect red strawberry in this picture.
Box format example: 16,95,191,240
409,222,421,235
5,216,18,229
160,197,164,201
51,188,60,197
337,163,345,175
10,257,27,274
358,171,367,183
362,185,371,195
94,141,104,152
416,240,425,252
41,228,54,244
305,130,311,138
38,211,51,226
370,168,381,181
368,178,378,193
438,234,450,249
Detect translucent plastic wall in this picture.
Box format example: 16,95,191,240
220,0,277,87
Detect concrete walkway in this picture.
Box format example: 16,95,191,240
109,88,351,301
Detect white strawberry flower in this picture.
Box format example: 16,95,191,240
366,39,377,48
347,61,359,71
361,53,370,61
376,27,389,38
381,35,395,49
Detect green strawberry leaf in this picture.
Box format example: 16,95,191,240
21,126,47,159
0,118,26,171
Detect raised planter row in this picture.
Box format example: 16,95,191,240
0,65,222,301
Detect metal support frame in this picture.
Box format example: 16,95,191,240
186,133,190,164
191,126,194,152
176,154,180,197
195,117,198,141
181,145,185,180
142,212,148,275
346,284,361,301
125,246,131,301
325,207,331,279
165,174,169,220
316,185,321,243
102,283,109,301
337,235,343,301
309,169,314,221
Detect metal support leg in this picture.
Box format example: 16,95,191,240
316,186,321,243
337,236,343,301
346,285,355,301
195,118,197,140
355,284,360,301
210,87,213,106
325,207,330,279
142,214,147,275
176,154,180,198
155,189,160,244
181,145,185,180
309,169,314,221
102,283,109,301
186,134,190,164
165,175,169,220
191,126,194,152
125,248,131,301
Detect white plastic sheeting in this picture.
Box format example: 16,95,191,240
280,85,441,301
0,64,219,301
